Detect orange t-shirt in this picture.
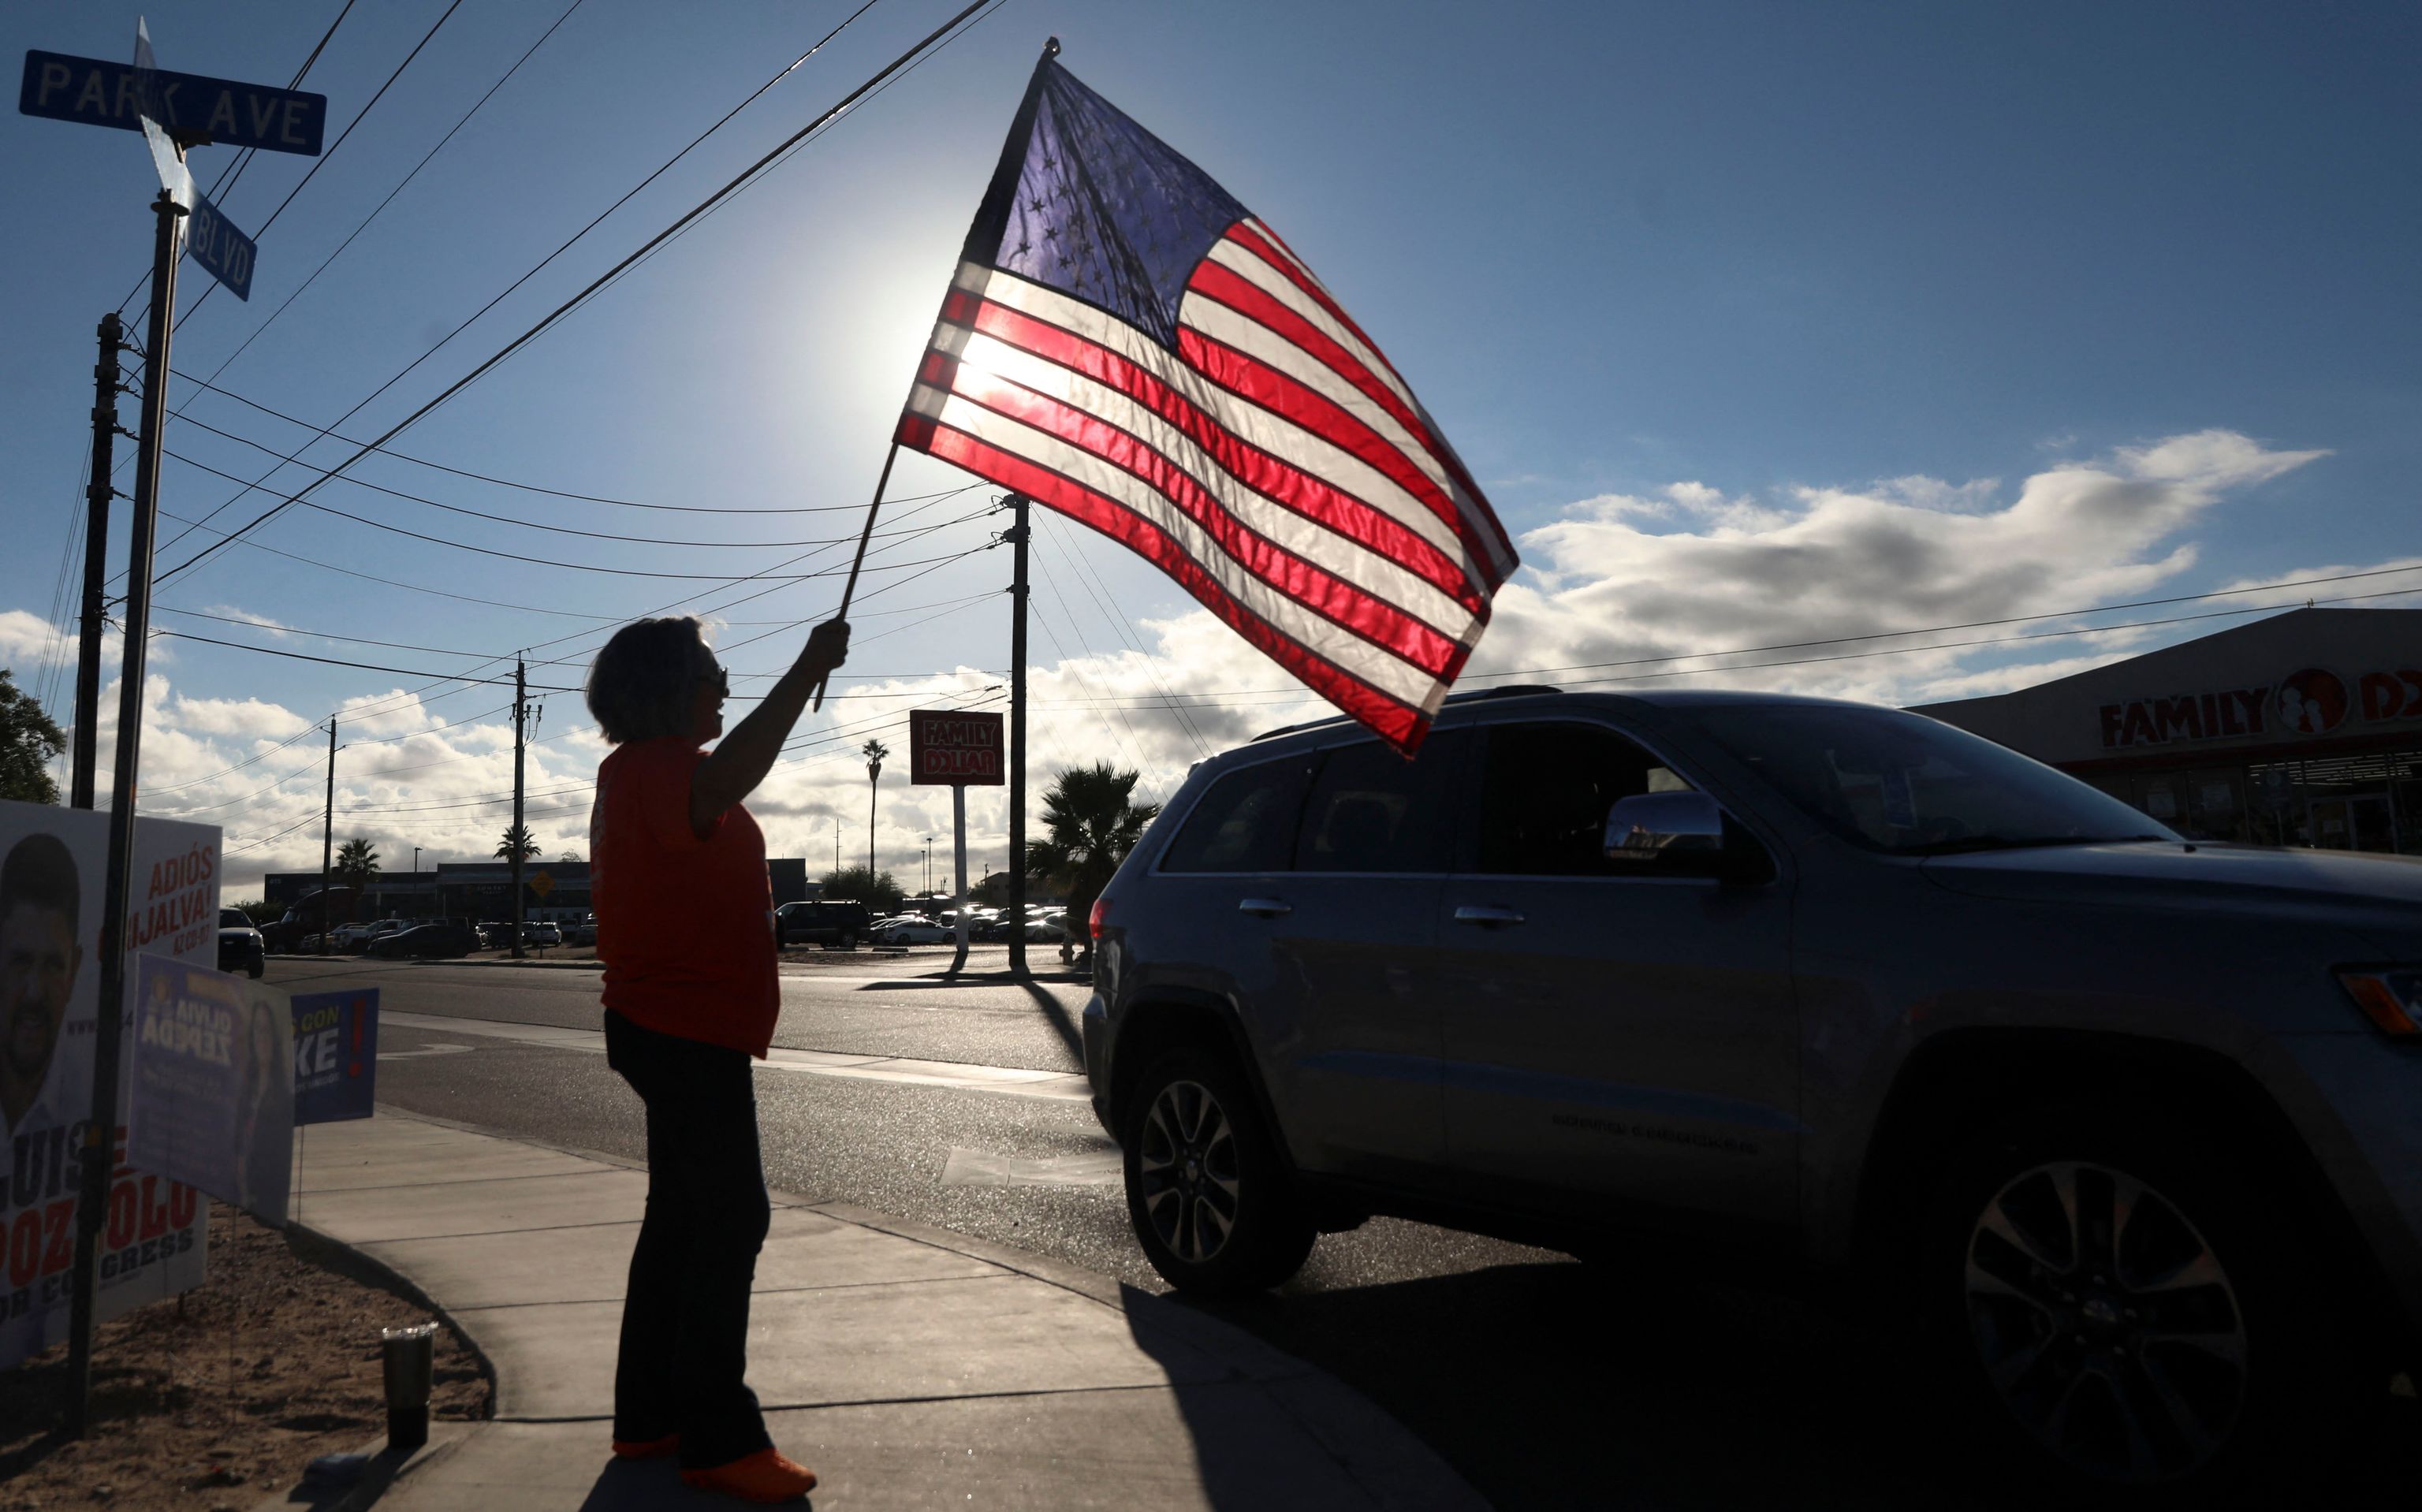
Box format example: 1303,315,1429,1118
590,737,779,1056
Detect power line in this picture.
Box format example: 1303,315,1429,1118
166,0,475,335
147,0,911,575
151,628,587,691
178,373,974,515
188,0,588,383
165,418,961,546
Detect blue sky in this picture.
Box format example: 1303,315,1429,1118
4,1,2416,890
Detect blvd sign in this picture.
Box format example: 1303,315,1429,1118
910,709,1005,785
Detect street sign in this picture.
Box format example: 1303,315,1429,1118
910,709,1006,785
528,870,554,899
184,186,254,300
20,49,327,155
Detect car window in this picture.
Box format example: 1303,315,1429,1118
1690,703,2176,855
1295,732,1464,873
1160,757,1310,873
1474,722,1694,877
220,908,250,929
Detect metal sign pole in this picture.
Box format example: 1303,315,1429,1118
948,784,971,975
64,187,184,1439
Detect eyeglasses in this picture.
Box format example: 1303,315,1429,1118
699,663,729,697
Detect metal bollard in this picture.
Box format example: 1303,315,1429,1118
381,1323,438,1452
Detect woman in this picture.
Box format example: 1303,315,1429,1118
585,614,848,1503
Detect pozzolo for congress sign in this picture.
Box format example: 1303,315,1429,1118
2,800,218,1370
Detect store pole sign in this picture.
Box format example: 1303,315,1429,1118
2098,666,2422,750
909,709,1005,785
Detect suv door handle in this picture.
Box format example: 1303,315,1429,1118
1452,904,1526,927
1238,897,1292,918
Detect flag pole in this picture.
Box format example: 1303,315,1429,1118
810,441,899,710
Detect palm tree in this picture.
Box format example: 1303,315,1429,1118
333,838,381,888
1023,763,1159,961
494,825,539,864
862,738,889,873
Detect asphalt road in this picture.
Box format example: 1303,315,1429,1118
270,956,2418,1510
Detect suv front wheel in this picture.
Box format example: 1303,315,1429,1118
1121,1045,1314,1294
1921,1106,2365,1503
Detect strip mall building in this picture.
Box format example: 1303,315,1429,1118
1913,608,2421,855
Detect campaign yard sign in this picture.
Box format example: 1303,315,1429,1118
128,955,293,1224
2,801,218,1370
289,989,377,1125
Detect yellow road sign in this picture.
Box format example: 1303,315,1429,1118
529,870,553,898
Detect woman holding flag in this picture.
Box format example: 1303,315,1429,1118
584,614,848,1503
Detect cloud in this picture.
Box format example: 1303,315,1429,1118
13,427,2382,900
1483,428,2331,706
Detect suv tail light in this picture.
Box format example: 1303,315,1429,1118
2336,968,2422,1039
1089,897,1109,939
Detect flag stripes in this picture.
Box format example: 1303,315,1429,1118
895,58,1516,751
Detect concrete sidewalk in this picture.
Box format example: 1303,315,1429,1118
278,1111,1485,1510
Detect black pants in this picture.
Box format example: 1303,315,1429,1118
603,1008,774,1470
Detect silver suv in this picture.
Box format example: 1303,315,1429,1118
1081,687,2420,1499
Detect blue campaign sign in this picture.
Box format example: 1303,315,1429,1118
19,50,326,155
289,989,378,1124
128,953,295,1223
184,188,255,300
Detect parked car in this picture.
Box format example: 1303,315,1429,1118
1082,686,2422,1502
476,921,516,950
565,914,598,946
367,921,477,959
876,918,953,945
216,907,264,979
776,899,871,950
259,886,359,954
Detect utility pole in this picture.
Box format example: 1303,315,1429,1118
511,658,527,960
69,313,127,810
67,188,184,1438
319,718,337,950
1007,493,1030,979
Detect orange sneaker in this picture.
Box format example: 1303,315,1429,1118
610,1433,679,1459
679,1447,818,1503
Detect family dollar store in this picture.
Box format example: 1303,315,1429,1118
1912,608,2422,855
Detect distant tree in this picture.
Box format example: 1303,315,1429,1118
333,837,382,888
558,850,583,864
0,668,65,804
818,866,903,915
494,825,540,864
234,899,280,926
1024,763,1159,960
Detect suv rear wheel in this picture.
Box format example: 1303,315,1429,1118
1121,1045,1314,1294
1921,1106,2364,1503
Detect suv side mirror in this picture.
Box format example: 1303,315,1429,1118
1604,791,1725,862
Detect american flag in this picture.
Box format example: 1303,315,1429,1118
896,50,1518,754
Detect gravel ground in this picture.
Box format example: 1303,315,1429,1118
0,1204,489,1512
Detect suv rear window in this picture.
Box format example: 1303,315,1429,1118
1161,758,1310,873
1295,732,1464,873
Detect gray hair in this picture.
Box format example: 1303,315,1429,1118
586,616,708,745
